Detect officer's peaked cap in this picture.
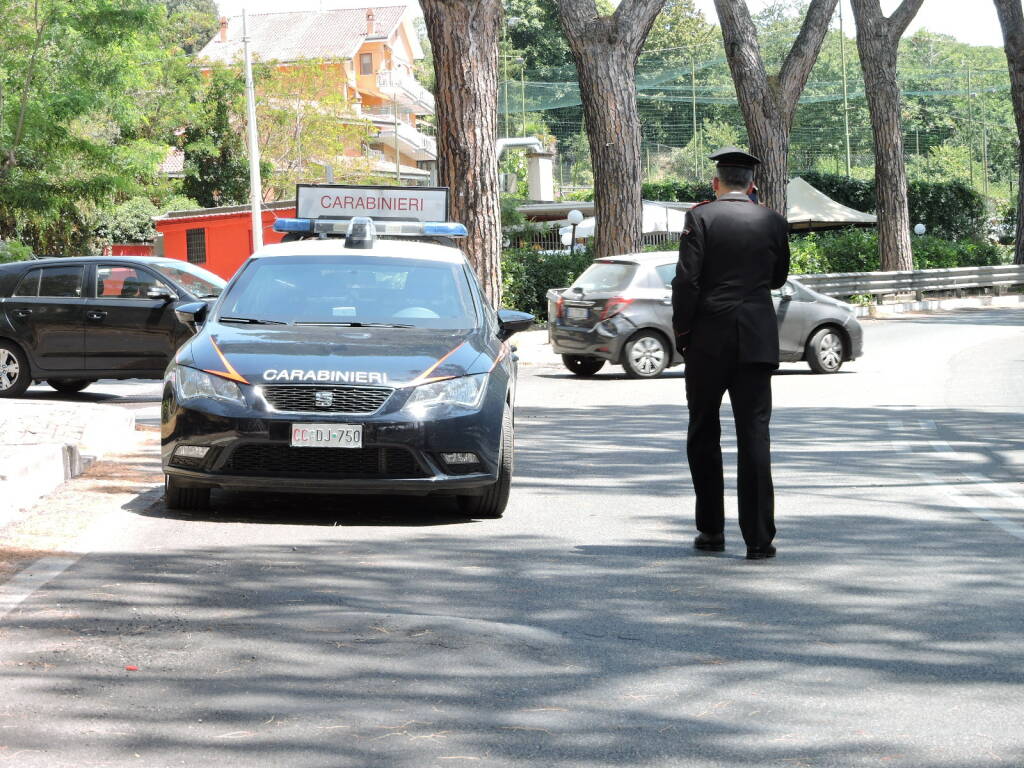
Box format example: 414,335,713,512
708,146,761,168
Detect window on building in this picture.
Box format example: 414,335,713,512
360,52,373,76
186,228,207,265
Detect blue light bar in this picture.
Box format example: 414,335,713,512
423,222,468,237
273,217,314,233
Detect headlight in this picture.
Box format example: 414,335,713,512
402,374,488,418
167,364,247,407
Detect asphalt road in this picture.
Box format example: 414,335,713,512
2,308,1023,767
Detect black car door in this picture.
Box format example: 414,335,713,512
4,264,86,371
84,263,181,374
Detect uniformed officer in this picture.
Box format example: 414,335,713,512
671,147,790,560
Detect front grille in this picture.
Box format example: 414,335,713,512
221,444,426,479
261,385,393,414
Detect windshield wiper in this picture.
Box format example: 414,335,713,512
294,321,414,328
219,316,287,325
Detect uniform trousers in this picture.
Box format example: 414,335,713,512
684,344,776,549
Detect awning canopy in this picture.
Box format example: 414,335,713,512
559,201,690,245
786,176,876,231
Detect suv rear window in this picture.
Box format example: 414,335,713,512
571,262,637,293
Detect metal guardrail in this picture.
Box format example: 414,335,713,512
795,264,1024,298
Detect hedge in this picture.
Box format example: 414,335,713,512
644,173,988,242
501,246,595,319
789,230,1010,275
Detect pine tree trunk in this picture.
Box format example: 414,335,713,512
851,0,923,273
994,0,1024,266
420,0,504,301
715,0,838,216
572,38,644,257
556,0,665,259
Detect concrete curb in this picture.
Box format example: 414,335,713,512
855,292,1024,318
0,402,136,527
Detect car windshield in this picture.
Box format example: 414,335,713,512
218,254,478,329
151,261,226,298
571,262,637,293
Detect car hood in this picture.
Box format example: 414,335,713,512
177,323,492,389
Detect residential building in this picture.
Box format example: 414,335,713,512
196,6,436,185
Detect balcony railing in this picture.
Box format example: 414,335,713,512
376,71,435,114
374,118,437,161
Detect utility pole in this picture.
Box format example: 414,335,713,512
393,96,402,184
242,8,263,251
839,1,851,177
982,120,989,199
967,63,975,186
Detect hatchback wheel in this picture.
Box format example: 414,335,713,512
47,379,92,394
623,330,669,378
562,355,605,377
805,327,845,374
0,342,31,398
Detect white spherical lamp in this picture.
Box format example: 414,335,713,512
567,209,584,226
913,223,926,236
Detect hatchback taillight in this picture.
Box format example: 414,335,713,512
555,294,565,318
600,297,634,320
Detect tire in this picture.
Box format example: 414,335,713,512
47,379,92,394
0,341,31,398
805,326,846,374
164,475,211,511
458,405,512,519
562,355,605,377
622,330,670,379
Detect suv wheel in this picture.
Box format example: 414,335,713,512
47,379,92,394
0,342,31,398
562,355,605,377
623,330,669,379
165,475,211,511
458,405,512,519
805,327,845,374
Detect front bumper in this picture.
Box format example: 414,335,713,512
162,385,503,496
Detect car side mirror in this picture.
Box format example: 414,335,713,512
174,301,208,329
148,286,175,302
779,283,796,301
497,308,534,340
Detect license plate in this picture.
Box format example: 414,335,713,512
566,306,589,320
290,423,363,448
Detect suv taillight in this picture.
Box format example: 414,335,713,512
555,294,565,318
600,297,634,320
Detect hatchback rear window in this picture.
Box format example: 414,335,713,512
571,262,637,293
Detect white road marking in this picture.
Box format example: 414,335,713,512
0,557,77,620
919,473,1024,542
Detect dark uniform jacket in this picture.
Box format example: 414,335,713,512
671,191,791,365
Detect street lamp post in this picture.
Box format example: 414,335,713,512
567,209,584,256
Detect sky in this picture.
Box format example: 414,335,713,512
215,0,1004,49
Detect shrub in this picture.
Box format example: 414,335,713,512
642,179,714,203
0,240,33,263
501,246,595,319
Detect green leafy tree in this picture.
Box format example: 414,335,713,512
0,0,167,254
162,0,219,55
180,65,253,207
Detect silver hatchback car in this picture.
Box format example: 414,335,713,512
546,251,864,378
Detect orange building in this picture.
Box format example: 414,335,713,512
196,6,436,184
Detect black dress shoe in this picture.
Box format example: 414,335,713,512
746,545,776,560
694,532,725,552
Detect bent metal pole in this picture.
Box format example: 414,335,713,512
243,8,264,251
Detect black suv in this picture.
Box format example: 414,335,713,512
0,256,225,397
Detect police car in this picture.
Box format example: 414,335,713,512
161,185,533,518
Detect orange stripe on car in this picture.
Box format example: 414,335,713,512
203,338,250,385
409,343,465,386
489,343,510,372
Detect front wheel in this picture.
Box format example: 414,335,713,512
0,342,31,398
562,355,605,377
805,327,846,374
47,379,92,394
622,330,669,379
165,475,211,511
458,405,512,519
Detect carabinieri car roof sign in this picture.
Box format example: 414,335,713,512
296,184,450,223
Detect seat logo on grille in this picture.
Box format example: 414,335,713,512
315,391,334,408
